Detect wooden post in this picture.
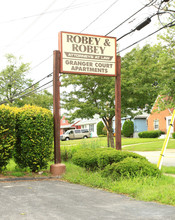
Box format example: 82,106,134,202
53,50,61,163
115,56,121,150
50,50,66,176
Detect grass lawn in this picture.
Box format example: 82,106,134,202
123,139,175,151
62,161,175,206
1,137,175,206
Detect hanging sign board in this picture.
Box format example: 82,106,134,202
59,32,116,76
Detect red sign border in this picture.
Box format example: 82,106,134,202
58,31,117,77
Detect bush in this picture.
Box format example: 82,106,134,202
138,130,163,138
14,105,53,172
72,148,99,170
172,132,175,139
72,148,147,171
97,149,147,169
97,121,104,136
102,157,162,179
61,146,78,161
0,105,17,171
122,120,134,137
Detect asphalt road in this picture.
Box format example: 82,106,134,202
0,180,175,220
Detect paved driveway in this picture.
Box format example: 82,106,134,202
133,149,175,167
0,180,175,220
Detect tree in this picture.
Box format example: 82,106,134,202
97,121,105,136
61,44,171,148
0,54,32,103
0,54,53,110
122,120,134,137
15,90,53,110
157,1,175,108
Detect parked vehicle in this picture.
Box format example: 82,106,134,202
60,129,90,141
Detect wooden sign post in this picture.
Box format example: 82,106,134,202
50,32,121,175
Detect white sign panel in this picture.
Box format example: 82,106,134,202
59,32,116,76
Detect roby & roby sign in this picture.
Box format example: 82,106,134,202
59,32,116,76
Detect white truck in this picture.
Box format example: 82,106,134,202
60,129,90,141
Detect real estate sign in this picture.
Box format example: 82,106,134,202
59,32,116,76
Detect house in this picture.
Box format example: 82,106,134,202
60,116,80,135
113,112,149,137
147,96,175,134
75,115,102,137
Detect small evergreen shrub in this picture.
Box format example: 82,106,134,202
122,120,134,137
97,149,147,169
14,105,54,172
102,157,162,179
138,130,163,138
97,121,104,136
61,146,78,161
72,148,147,171
72,148,99,170
172,132,175,139
0,105,17,171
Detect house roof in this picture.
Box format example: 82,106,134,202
76,118,101,126
147,95,174,120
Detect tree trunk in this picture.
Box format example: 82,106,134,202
102,117,114,148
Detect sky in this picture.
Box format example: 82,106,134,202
0,0,170,91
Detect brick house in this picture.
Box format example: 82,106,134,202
60,116,80,135
147,96,175,134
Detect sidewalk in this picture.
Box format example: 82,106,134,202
0,180,175,220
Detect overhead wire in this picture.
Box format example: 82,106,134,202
80,0,120,33
1,0,173,103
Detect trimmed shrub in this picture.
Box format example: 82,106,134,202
72,148,147,171
172,132,175,139
97,149,147,169
0,105,17,171
138,130,163,138
97,121,104,136
61,146,78,161
14,105,53,172
72,148,99,170
122,120,134,137
102,157,162,179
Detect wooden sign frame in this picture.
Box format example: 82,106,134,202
52,32,121,166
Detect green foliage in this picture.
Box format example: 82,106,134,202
0,54,31,104
72,148,99,170
138,130,163,138
0,105,17,171
102,157,162,179
61,146,79,161
172,132,175,139
97,149,147,169
14,105,53,172
97,121,104,136
72,148,147,171
122,120,134,137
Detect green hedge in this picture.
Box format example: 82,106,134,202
72,148,147,171
0,105,17,171
138,130,163,138
122,120,134,137
102,157,162,179
172,132,175,139
14,105,54,172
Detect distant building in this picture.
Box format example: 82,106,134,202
147,96,175,134
60,116,80,135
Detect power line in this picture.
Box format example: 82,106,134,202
117,20,175,54
105,0,156,36
80,0,120,33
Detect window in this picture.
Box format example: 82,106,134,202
89,124,94,132
75,130,80,133
154,120,159,130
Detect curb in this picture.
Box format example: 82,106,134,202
0,176,62,182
